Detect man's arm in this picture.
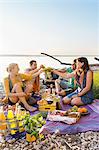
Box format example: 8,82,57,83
52,69,75,79
25,68,40,75
25,65,44,75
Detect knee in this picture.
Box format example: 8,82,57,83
62,97,71,104
25,84,33,92
71,99,78,106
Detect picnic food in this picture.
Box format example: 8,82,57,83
43,66,53,72
67,106,88,114
24,113,46,141
43,66,53,79
47,110,80,124
71,105,78,112
78,107,88,113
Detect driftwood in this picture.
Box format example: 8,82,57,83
41,53,72,65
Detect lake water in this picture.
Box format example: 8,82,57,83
0,55,98,82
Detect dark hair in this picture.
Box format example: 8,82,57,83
75,57,89,83
29,60,37,66
72,59,77,70
73,59,76,63
78,57,89,72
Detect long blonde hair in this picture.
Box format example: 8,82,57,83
7,63,18,73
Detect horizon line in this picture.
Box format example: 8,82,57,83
0,54,99,57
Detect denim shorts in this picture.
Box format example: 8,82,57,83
66,89,94,105
66,90,78,99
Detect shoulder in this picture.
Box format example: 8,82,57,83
4,77,9,81
19,73,26,77
3,77,9,86
19,73,32,80
86,70,93,75
25,68,31,72
86,70,93,78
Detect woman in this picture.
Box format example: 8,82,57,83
53,57,94,106
4,63,42,111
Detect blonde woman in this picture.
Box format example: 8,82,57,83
4,63,42,111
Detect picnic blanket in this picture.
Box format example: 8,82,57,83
5,99,99,141
40,99,99,134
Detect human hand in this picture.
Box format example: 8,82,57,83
26,93,32,96
51,69,56,73
71,95,78,98
40,64,45,69
39,68,44,74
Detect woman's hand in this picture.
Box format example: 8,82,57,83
39,68,44,74
71,95,78,98
40,64,45,69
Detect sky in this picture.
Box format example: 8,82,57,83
0,0,99,56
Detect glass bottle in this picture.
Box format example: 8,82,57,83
0,106,6,130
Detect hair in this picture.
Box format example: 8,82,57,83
72,59,77,70
78,57,89,72
29,60,37,66
76,57,90,82
73,59,76,63
7,63,18,72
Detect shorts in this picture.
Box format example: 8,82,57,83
66,89,94,105
8,98,16,106
66,90,78,99
81,95,94,105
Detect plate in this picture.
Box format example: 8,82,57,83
81,111,90,116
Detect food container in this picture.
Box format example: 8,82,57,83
47,110,81,124
39,101,56,111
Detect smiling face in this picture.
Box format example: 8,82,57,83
72,59,77,70
30,61,37,70
12,64,19,75
76,59,84,70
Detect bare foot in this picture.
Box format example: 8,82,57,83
28,106,37,112
26,106,37,112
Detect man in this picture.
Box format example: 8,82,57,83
25,60,44,93
55,59,77,96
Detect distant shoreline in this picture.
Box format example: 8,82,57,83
90,64,99,71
